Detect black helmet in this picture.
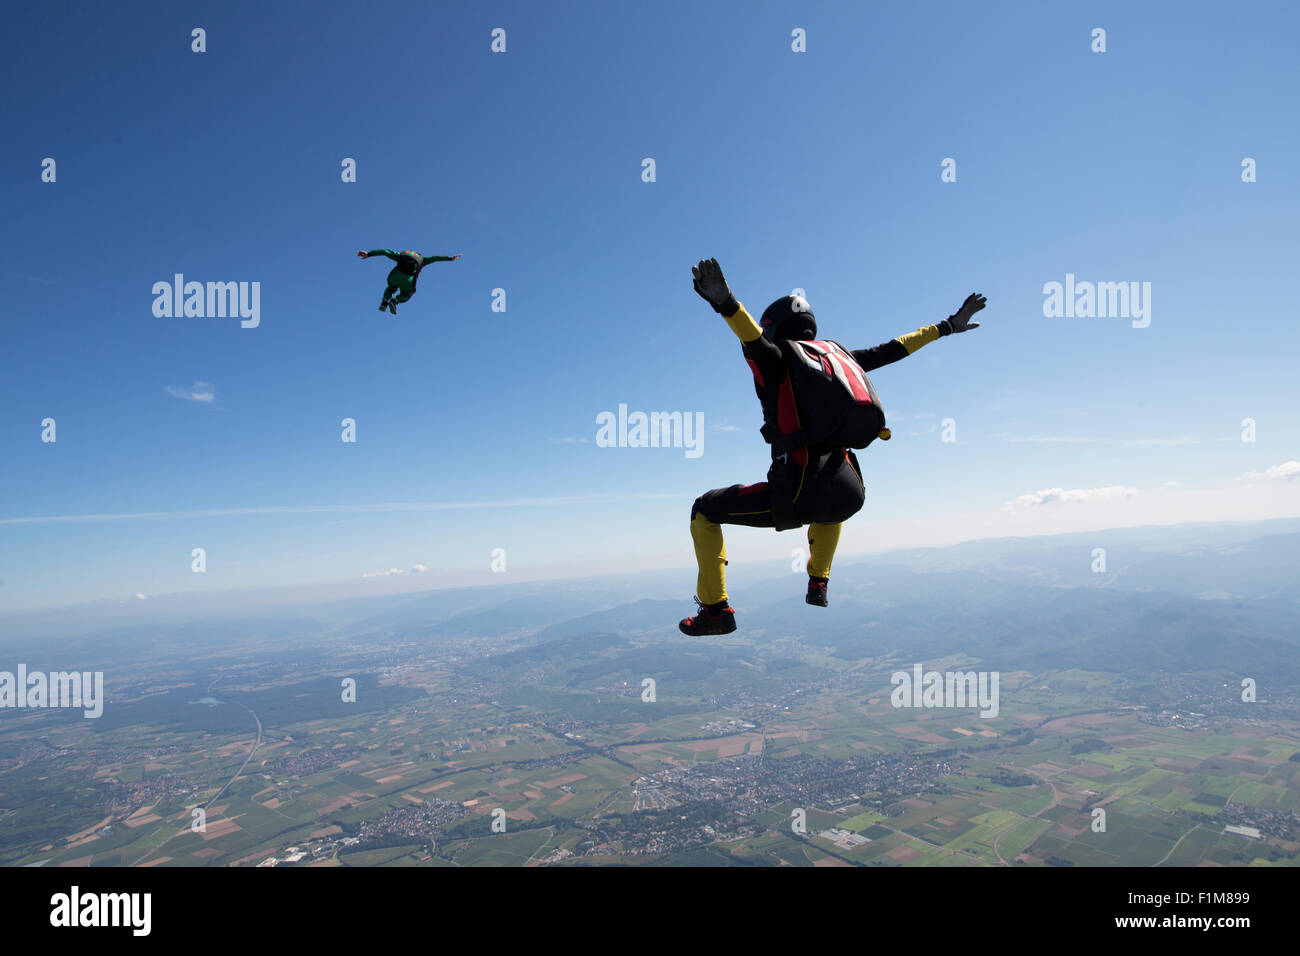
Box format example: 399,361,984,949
760,294,817,341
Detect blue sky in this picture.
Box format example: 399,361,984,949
3,0,1299,612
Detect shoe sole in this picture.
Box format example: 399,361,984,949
678,621,737,636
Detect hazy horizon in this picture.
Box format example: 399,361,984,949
6,513,1300,632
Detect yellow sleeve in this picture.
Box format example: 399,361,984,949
895,324,941,354
722,302,763,343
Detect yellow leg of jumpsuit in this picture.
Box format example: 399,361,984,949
690,512,728,605
806,522,842,580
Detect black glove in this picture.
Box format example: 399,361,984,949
692,257,739,317
939,293,986,335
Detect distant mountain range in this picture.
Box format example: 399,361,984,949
5,518,1300,687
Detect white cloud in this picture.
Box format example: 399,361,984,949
1242,461,1300,481
1005,485,1137,510
1,269,58,286
365,562,430,578
361,567,406,578
823,476,1300,563
0,491,682,526
134,593,147,600
996,434,1198,446
165,381,215,404
995,434,1097,444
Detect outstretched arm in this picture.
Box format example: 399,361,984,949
357,249,400,261
422,254,462,263
692,258,784,384
851,293,986,371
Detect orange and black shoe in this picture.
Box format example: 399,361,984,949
679,597,736,636
806,576,829,607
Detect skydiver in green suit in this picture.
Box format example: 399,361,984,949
357,248,461,314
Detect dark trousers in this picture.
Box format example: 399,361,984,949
691,448,865,531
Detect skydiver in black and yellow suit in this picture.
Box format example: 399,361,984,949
680,258,986,636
